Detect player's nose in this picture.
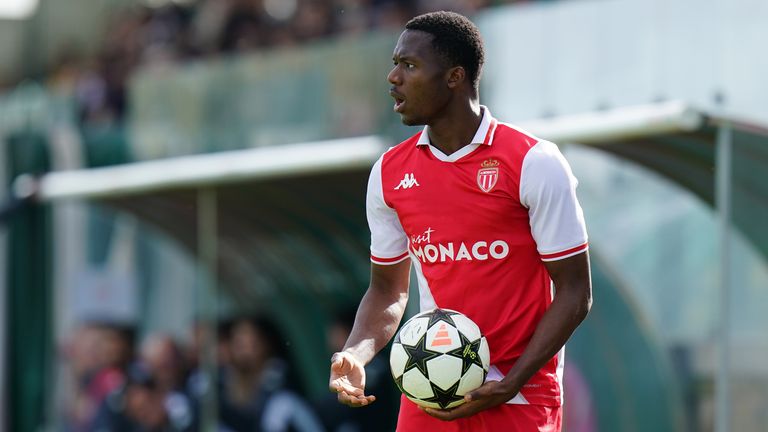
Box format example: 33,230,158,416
387,66,401,86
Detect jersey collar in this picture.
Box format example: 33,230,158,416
416,105,498,147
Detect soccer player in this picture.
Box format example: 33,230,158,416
329,11,592,432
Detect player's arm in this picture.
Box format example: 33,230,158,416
330,154,411,407
479,251,591,399
329,260,410,407
423,252,591,420
343,261,411,364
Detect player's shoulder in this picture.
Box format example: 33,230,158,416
493,122,564,159
488,121,548,169
493,121,541,147
379,131,422,165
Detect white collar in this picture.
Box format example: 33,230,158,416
416,105,496,147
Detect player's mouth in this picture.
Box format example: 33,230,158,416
390,90,406,113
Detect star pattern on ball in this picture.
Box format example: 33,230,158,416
426,308,460,329
446,332,485,375
422,381,464,410
401,333,442,378
394,375,417,400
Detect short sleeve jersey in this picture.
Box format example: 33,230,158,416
367,107,588,407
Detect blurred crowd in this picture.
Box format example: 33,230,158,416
56,310,398,432
43,0,532,126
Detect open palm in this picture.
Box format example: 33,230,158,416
329,351,376,407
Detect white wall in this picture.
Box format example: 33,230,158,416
479,0,768,125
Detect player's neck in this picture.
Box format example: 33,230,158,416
427,99,482,156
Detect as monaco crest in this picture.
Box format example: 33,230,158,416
477,159,499,192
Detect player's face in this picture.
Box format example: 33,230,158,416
387,30,452,126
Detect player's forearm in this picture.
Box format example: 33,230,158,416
343,285,409,364
501,282,591,394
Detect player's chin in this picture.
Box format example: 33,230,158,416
400,114,424,127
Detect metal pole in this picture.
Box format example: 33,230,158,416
197,187,218,431
714,122,732,432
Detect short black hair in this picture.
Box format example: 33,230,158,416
405,11,485,89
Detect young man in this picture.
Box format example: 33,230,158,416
329,11,592,432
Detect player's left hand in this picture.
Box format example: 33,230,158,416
421,380,516,421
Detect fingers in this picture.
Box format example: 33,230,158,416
328,353,362,395
328,351,374,407
422,406,456,421
422,404,473,421
328,353,353,390
329,377,363,396
336,390,376,407
465,380,509,402
423,400,493,420
330,351,356,374
464,387,485,402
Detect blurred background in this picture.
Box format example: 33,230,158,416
1,0,767,431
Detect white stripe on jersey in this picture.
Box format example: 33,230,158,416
556,346,566,405
486,365,531,405
410,251,437,313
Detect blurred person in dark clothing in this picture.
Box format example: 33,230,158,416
60,323,105,432
89,323,136,400
187,319,232,371
292,0,336,42
60,321,136,432
219,0,270,53
183,319,231,407
217,316,324,432
317,308,398,432
370,1,415,30
90,362,196,432
141,334,190,394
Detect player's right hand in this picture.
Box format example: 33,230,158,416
329,351,376,407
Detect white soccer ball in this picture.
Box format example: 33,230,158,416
389,308,490,409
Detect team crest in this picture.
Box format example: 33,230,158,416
477,159,499,192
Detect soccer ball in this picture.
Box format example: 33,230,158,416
389,308,490,409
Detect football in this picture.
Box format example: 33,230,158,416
389,308,490,409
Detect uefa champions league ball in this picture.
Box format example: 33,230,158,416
389,308,490,409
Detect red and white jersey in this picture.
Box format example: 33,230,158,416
367,107,587,407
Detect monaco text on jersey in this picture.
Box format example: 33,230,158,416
410,239,510,263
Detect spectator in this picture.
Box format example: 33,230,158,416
87,323,136,412
59,323,105,432
140,334,190,394
30,0,511,125
218,0,269,53
90,362,196,432
190,0,233,55
183,319,231,408
218,316,324,432
371,1,415,30
59,321,135,431
292,0,336,42
140,334,199,431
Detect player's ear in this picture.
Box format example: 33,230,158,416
446,66,465,89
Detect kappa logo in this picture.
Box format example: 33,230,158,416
394,173,420,190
